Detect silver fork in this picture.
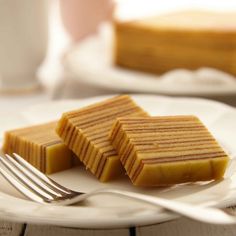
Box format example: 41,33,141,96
0,153,235,225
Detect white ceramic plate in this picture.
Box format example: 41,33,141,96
0,95,236,229
64,24,236,96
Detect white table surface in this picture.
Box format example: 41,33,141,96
1,73,236,236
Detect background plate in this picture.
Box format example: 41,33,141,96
64,24,236,96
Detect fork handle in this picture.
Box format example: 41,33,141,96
84,189,236,225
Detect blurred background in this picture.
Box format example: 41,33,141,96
1,0,236,112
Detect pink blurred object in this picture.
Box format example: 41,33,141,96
60,0,114,41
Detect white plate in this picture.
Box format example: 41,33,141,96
1,94,236,229
64,24,236,96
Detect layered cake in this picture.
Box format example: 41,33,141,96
114,10,236,75
56,95,148,182
2,122,74,174
109,116,229,186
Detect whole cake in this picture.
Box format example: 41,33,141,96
114,10,236,75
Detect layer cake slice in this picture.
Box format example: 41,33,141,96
109,116,229,186
56,95,148,182
114,10,236,75
2,122,75,174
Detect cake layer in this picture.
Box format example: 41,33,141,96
109,116,229,186
56,95,148,182
114,10,236,75
2,122,74,174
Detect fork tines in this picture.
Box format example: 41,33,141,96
0,153,75,203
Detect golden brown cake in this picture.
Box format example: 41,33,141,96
2,122,74,174
109,116,229,186
114,10,236,75
56,95,148,182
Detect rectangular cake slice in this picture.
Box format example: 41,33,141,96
56,95,148,182
2,122,74,174
109,116,229,186
114,10,236,75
